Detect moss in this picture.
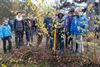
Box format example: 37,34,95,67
29,64,35,67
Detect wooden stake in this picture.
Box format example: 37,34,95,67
53,29,56,51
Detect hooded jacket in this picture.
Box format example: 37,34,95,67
0,23,12,38
70,15,88,35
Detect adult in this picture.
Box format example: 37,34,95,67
44,13,53,49
70,7,88,53
56,12,65,54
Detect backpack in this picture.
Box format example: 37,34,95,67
15,19,23,31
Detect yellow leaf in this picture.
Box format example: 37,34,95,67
89,3,93,7
88,3,93,11
2,64,7,67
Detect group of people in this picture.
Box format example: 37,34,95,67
0,12,36,53
0,7,99,55
44,7,88,54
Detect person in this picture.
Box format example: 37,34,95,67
56,12,65,54
64,8,74,48
23,13,34,46
24,18,31,46
70,7,88,53
44,13,53,49
94,16,100,39
30,18,37,44
8,17,14,31
14,12,24,49
0,17,12,53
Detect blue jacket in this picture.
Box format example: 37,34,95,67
44,16,53,32
8,19,14,27
70,15,88,35
44,16,52,28
0,23,12,38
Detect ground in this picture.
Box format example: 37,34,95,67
0,33,100,67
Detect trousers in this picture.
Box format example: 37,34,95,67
2,36,12,53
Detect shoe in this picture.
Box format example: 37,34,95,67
4,51,7,54
27,42,30,46
39,44,42,47
60,51,64,55
32,44,34,47
29,42,32,46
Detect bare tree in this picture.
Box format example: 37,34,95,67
0,0,19,19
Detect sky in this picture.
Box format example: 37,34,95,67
67,0,73,3
30,0,87,7
31,0,56,7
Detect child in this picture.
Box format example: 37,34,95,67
0,17,12,53
24,18,34,46
70,8,88,53
14,12,24,48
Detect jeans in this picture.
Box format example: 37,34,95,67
73,35,84,53
46,34,50,49
2,36,12,53
56,30,60,49
50,37,53,49
25,29,31,42
65,33,68,47
15,31,24,48
30,27,35,42
25,29,32,45
60,36,64,54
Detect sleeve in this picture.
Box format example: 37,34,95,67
70,18,75,33
83,17,88,34
22,20,25,31
84,17,88,29
0,26,3,38
31,20,35,28
14,19,16,31
8,20,14,26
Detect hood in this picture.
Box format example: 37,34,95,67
15,16,23,21
2,22,9,25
